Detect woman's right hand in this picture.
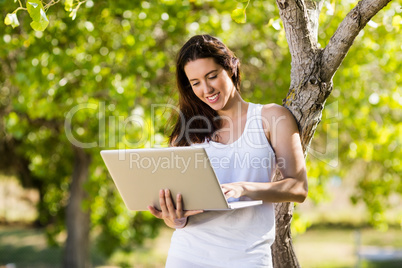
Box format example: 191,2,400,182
148,189,203,229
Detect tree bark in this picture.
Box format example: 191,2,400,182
63,146,92,268
271,0,393,267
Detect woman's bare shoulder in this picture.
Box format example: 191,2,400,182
261,103,294,118
261,103,298,133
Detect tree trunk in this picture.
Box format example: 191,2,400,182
63,146,92,268
271,0,393,267
272,69,333,268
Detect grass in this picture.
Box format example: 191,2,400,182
362,260,402,268
0,225,401,267
0,225,169,268
0,227,109,268
0,227,62,268
293,226,402,268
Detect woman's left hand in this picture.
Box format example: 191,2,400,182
221,182,246,199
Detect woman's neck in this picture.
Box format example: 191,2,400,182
217,91,248,119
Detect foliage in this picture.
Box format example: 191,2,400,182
231,0,250,24
306,0,402,230
4,0,86,31
4,0,252,31
1,0,401,262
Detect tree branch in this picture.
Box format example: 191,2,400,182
304,0,324,45
320,0,393,82
276,0,324,88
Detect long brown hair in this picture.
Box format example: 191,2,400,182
169,35,241,146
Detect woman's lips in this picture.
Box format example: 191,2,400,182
207,92,220,103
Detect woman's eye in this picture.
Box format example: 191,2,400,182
192,82,199,86
209,75,217,79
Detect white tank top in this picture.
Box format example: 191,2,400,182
166,103,276,268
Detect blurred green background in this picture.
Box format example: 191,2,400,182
0,0,401,267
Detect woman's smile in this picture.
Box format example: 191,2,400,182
206,92,220,103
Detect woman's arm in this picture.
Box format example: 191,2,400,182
221,104,308,203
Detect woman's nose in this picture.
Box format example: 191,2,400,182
203,81,214,94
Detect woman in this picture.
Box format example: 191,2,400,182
148,34,308,267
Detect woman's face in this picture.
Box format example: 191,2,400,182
184,57,236,111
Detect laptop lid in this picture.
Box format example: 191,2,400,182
100,147,262,211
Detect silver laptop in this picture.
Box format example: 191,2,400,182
100,147,262,211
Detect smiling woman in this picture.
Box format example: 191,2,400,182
146,34,308,267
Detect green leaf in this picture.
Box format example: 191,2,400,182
65,0,74,11
231,8,246,24
235,0,249,2
69,9,77,20
27,0,49,31
30,19,49,31
4,13,20,28
30,8,49,31
27,1,41,21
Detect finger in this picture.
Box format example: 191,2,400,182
148,205,162,219
221,185,230,194
176,193,183,218
184,210,204,217
159,189,169,217
224,189,234,198
164,189,176,216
